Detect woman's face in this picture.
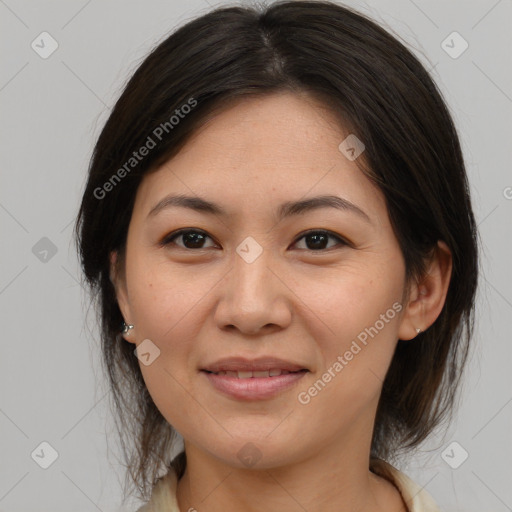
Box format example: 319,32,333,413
113,92,415,469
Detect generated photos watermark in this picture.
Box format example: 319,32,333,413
297,301,403,405
93,97,198,200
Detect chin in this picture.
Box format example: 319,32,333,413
198,433,305,471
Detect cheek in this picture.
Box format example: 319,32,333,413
127,255,208,343
125,257,207,396
295,264,403,348
128,264,211,433
293,305,403,443
293,263,404,403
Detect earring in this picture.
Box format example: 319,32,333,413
122,322,134,334
415,327,422,334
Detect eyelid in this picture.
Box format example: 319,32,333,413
160,228,352,250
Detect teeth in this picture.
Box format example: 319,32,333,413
253,370,270,378
212,369,297,378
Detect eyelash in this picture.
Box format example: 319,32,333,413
160,228,350,252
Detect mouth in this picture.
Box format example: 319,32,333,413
200,357,309,400
201,356,309,374
202,369,307,378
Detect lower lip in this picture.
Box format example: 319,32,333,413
201,370,308,401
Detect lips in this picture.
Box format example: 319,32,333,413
200,357,309,400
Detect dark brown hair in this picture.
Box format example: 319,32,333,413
74,0,479,503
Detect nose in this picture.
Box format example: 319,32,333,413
213,244,292,336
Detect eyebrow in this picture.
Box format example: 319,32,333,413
147,193,371,224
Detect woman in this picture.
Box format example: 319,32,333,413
74,1,479,510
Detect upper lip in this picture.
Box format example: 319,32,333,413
201,357,308,373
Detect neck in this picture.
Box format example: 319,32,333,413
176,427,407,512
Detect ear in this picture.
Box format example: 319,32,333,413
110,250,136,344
397,240,452,340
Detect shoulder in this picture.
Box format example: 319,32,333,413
370,458,441,512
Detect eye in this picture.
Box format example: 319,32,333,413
292,229,348,251
161,228,349,252
161,228,217,250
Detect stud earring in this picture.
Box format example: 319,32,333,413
415,327,422,334
122,322,134,334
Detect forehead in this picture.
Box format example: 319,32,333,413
133,92,386,224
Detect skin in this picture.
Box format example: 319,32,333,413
111,91,452,511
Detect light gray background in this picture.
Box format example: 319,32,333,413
1,0,511,510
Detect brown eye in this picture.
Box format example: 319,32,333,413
161,229,217,250
292,230,348,251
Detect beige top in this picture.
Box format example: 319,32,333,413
137,458,440,512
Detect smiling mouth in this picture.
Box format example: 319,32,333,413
202,369,308,378
201,367,309,400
